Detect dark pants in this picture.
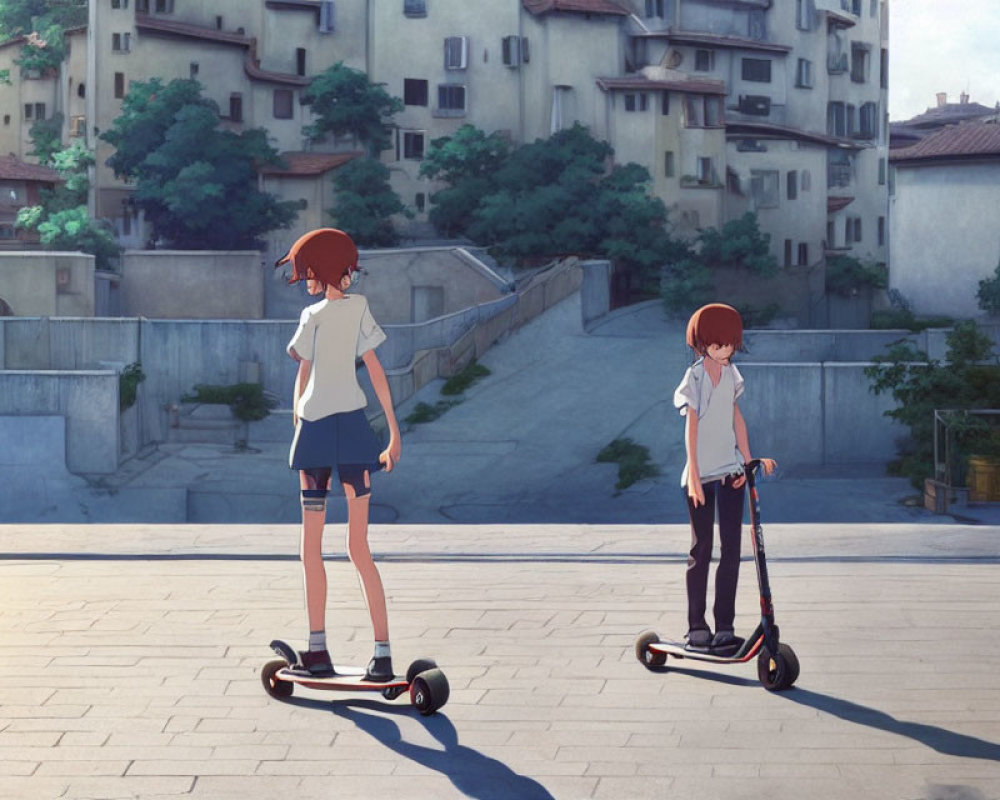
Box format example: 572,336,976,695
684,476,745,634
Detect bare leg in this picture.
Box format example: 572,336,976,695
343,472,389,642
299,470,329,634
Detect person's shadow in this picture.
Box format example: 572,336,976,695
780,688,1000,762
286,696,554,799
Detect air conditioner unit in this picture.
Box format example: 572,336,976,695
738,95,771,116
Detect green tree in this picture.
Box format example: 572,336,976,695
329,157,411,247
27,110,62,164
0,0,87,38
695,212,778,277
419,124,510,237
977,259,1000,315
101,78,298,249
865,320,1000,488
301,63,403,155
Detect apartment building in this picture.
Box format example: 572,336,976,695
0,0,889,303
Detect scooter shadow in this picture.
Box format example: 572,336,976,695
647,663,759,688
779,688,1000,762
285,697,554,799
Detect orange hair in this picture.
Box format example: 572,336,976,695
685,303,743,355
274,228,359,286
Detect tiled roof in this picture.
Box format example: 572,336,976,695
889,121,1000,164
135,14,309,87
0,155,61,183
827,196,854,213
902,101,996,129
259,151,363,177
726,121,860,150
523,0,629,16
658,31,792,55
597,76,727,95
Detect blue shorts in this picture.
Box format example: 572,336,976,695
289,408,383,474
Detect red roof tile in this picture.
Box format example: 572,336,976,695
597,76,727,95
889,121,1000,164
523,0,629,16
259,151,363,177
659,31,791,55
0,155,61,183
827,196,854,213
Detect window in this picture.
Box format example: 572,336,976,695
23,104,32,120
645,0,665,16
851,0,861,13
870,0,877,15
33,102,46,120
750,170,779,208
114,72,125,98
796,58,813,88
851,43,869,83
229,93,243,122
741,58,771,83
697,157,715,186
827,101,846,137
215,15,223,29
827,221,836,249
136,0,148,11
847,104,857,137
189,62,199,79
154,0,174,12
318,1,335,32
664,151,675,178
112,32,131,52
437,84,466,114
502,36,526,67
801,169,811,192
787,170,798,200
859,102,878,139
846,216,862,243
296,48,306,76
796,0,812,30
415,193,426,213
798,243,808,266
784,239,793,267
684,94,723,127
878,157,886,186
3,115,9,125
878,216,885,246
404,0,426,17
78,82,86,98
624,93,648,112
273,89,293,119
404,78,428,106
694,49,714,72
111,0,129,8
660,91,670,115
403,131,425,160
828,151,851,187
444,36,468,70
880,48,888,89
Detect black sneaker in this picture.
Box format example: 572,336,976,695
364,655,394,683
296,649,335,677
684,629,712,651
710,631,744,654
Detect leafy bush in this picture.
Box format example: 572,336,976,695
865,321,1000,488
977,260,1000,315
597,437,660,492
184,383,277,422
119,362,146,411
870,308,954,332
826,254,887,297
661,257,714,316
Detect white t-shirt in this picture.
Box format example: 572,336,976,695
673,358,745,486
287,294,386,421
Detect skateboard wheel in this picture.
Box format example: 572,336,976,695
406,658,438,684
757,643,798,691
635,630,666,669
409,668,449,716
261,659,294,699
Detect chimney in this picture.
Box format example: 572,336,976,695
960,91,969,105
936,92,948,107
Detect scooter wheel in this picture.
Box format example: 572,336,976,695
757,643,798,691
635,630,667,669
261,659,294,699
410,668,450,716
406,658,438,684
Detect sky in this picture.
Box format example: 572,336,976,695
889,0,1000,121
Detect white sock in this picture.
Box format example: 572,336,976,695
309,630,327,652
374,641,391,659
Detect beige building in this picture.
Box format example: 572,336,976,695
1,0,889,322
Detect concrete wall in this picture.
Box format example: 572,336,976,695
0,252,96,317
120,250,265,319
0,370,118,473
890,162,1000,319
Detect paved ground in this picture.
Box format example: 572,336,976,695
1,520,999,800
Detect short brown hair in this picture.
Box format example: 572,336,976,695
274,228,359,287
685,303,743,354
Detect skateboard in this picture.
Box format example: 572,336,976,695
261,639,450,715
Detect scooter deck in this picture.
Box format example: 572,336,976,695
275,665,408,692
651,637,760,663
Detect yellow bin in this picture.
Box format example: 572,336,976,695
968,456,1000,502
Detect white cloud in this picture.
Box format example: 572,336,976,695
890,0,1000,120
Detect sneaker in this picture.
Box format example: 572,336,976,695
684,629,712,650
296,649,335,677
364,655,395,683
710,630,743,653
